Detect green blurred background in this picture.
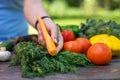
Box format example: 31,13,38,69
29,0,120,34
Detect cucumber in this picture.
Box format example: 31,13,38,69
0,41,14,51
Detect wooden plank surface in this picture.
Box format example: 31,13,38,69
0,55,120,80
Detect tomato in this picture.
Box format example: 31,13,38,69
61,30,75,42
87,43,112,65
75,38,91,53
63,41,82,53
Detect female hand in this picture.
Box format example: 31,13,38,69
37,18,63,54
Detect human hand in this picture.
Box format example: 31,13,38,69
37,18,63,54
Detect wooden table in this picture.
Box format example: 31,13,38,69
0,55,120,80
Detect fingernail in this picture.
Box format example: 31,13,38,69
54,38,57,43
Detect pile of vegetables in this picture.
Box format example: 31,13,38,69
9,41,91,78
60,27,112,66
8,19,120,78
77,19,120,56
79,19,120,39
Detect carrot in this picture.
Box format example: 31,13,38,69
37,17,57,56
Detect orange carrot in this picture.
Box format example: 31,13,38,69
37,17,57,56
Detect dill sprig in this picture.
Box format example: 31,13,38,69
9,41,91,78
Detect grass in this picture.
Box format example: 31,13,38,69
53,16,120,26
53,18,85,26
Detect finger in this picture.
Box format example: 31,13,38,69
38,30,45,45
49,24,58,44
56,31,63,54
45,23,58,44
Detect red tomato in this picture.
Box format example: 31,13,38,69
61,30,75,42
75,38,91,53
87,43,112,65
63,41,82,53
